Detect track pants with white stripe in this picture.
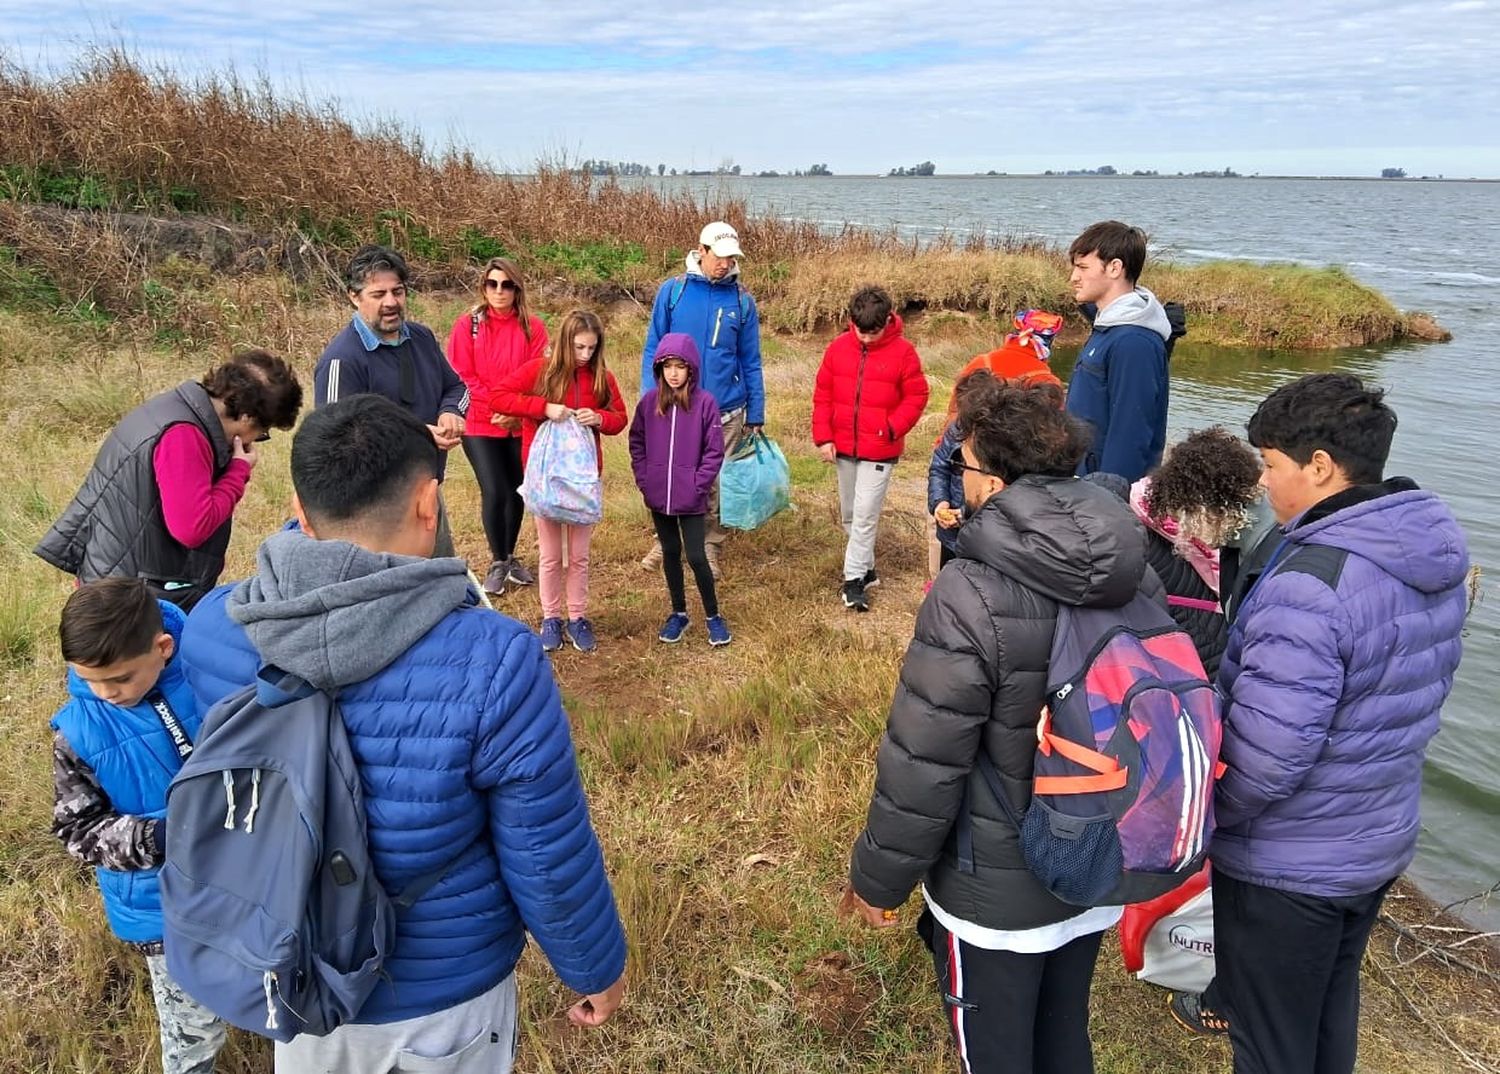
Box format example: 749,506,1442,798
918,910,1102,1074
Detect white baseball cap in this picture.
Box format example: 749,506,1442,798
699,221,744,258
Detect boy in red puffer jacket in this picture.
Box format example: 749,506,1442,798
812,285,929,611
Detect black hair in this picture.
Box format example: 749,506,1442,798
955,371,1087,482
848,285,893,333
1068,221,1149,284
1246,373,1395,485
346,245,410,292
60,578,163,666
201,349,303,430
291,394,439,531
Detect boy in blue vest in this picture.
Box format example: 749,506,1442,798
52,578,226,1074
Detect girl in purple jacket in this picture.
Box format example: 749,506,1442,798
629,333,731,646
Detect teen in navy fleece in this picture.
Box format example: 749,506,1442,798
1064,221,1172,482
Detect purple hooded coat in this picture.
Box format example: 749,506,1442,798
1212,479,1469,897
629,333,725,516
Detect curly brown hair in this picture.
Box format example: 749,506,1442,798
1145,426,1262,546
201,349,302,430
955,371,1086,482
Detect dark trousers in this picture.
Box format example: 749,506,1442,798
650,511,718,617
462,436,525,561
1213,871,1393,1074
918,909,1101,1074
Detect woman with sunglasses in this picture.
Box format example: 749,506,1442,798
447,257,550,596
36,349,303,610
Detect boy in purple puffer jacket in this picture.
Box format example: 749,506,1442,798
1211,373,1469,1074
629,333,730,645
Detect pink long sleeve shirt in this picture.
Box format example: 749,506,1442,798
151,423,251,548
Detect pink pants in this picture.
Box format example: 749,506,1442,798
534,518,594,620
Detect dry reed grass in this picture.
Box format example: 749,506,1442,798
0,295,1493,1072
0,51,1442,350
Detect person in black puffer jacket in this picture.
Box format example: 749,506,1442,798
840,372,1164,1074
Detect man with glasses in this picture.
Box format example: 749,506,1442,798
314,244,469,556
638,222,766,578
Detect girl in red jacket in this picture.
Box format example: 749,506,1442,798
446,257,549,597
491,310,627,654
812,285,929,611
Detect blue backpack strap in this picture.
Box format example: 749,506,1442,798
391,859,458,911
665,274,689,321
955,750,1024,874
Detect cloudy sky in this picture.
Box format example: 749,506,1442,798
3,1,1498,178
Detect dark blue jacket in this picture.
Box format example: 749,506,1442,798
181,534,627,1023
313,319,469,477
1214,480,1469,897
927,421,967,553
1066,287,1171,482
51,600,201,944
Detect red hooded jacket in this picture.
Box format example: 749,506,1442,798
811,315,929,462
446,309,549,437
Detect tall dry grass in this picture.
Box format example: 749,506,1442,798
0,50,1440,350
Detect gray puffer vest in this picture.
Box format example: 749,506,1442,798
849,474,1164,930
36,382,233,608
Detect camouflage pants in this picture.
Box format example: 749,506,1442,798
144,954,227,1074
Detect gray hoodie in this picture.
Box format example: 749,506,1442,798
226,530,472,691
1094,285,1173,340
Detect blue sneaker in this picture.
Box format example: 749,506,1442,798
658,612,690,643
566,618,598,653
539,617,564,652
706,615,733,647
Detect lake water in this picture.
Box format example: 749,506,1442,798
634,174,1500,927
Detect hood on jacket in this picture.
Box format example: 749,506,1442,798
225,529,474,690
652,332,702,386
66,598,188,702
1094,285,1172,341
684,249,742,283
1293,479,1469,595
956,474,1148,608
844,314,906,349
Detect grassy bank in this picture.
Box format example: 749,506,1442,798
0,292,1495,1072
0,52,1445,349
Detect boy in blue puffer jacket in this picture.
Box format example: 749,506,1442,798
181,394,626,1072
52,579,225,1074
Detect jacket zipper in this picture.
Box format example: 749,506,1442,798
712,308,723,349
666,407,677,511
852,342,869,459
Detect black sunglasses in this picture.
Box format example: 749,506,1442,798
948,446,1000,478
484,278,518,292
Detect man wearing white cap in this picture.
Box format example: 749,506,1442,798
639,222,766,577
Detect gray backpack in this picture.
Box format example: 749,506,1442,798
159,666,450,1041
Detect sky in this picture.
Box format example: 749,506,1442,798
2,1,1499,178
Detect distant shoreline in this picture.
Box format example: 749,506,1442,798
602,173,1499,184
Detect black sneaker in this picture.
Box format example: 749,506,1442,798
862,569,880,590
1167,991,1230,1036
842,579,870,612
